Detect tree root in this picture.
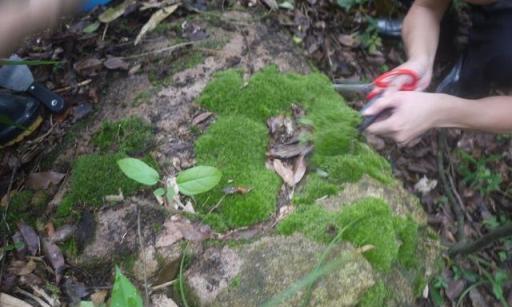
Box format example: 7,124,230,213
448,222,512,256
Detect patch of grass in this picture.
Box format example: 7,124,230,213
132,88,157,106
195,66,393,230
229,275,241,288
93,117,154,154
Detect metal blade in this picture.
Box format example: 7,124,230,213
333,82,373,95
0,55,34,92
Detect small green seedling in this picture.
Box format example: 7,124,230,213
117,158,222,206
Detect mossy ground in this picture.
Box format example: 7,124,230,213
195,66,392,230
193,66,429,304
55,117,156,223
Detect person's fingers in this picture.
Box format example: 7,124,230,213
362,95,398,116
365,116,397,136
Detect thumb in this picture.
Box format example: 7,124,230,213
361,95,397,116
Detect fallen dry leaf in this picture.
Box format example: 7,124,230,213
49,225,76,244
17,223,40,256
73,58,103,74
293,155,307,185
0,293,32,307
103,56,129,70
41,238,65,282
91,290,108,305
273,159,294,186
16,260,37,276
414,176,438,195
268,143,313,159
337,34,359,48
98,0,135,23
135,4,179,45
223,186,252,195
261,0,278,10
26,171,65,190
192,112,213,126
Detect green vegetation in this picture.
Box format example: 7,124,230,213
358,281,390,307
278,197,419,272
57,153,157,219
457,150,502,196
5,190,49,229
56,117,156,221
148,50,206,86
195,66,392,230
93,117,154,154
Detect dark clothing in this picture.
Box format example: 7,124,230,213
458,1,512,98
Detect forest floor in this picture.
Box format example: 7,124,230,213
0,1,511,306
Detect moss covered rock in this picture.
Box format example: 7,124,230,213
186,235,375,307
184,67,441,306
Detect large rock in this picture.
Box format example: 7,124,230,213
186,235,375,306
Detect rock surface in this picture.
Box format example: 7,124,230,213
186,235,375,307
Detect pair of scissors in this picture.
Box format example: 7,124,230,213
333,68,420,132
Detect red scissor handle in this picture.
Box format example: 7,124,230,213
367,68,420,99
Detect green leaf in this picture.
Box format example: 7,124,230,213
83,21,101,33
0,59,60,66
176,166,222,196
117,158,159,186
166,186,176,203
79,301,94,307
153,187,165,197
111,266,143,307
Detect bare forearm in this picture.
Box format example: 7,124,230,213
402,0,450,67
436,95,512,133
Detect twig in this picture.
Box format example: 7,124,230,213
54,79,92,93
15,287,50,307
136,207,150,305
0,165,18,285
151,279,177,291
207,194,226,215
101,23,108,41
437,131,465,241
448,222,512,256
122,42,194,60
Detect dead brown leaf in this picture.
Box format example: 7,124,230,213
192,112,213,126
135,4,179,45
103,56,129,70
175,221,211,241
91,290,108,305
73,58,103,74
293,155,307,185
26,171,65,190
49,225,76,244
337,34,359,47
17,223,40,256
0,293,32,307
273,159,294,186
41,238,65,282
15,260,37,276
268,143,313,159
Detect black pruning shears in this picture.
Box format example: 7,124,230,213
334,68,420,132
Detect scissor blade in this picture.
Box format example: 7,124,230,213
333,82,373,95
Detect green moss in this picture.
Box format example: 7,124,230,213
293,173,338,205
277,205,338,243
4,190,50,230
62,238,78,259
93,117,154,154
229,275,241,288
195,66,393,230
278,197,419,272
394,217,419,268
195,116,280,231
358,281,390,307
336,198,399,272
56,153,157,219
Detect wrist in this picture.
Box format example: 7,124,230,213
432,94,468,128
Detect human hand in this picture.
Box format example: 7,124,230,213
372,58,433,95
362,91,448,144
